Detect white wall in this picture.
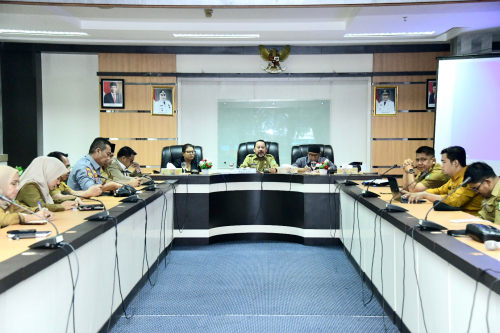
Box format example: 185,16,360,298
179,77,372,168
39,52,372,168
42,53,99,164
177,54,373,73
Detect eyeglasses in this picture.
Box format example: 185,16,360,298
469,179,486,192
185,150,195,154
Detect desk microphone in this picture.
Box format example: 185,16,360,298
385,170,430,213
418,177,471,231
362,164,398,198
0,194,64,248
97,175,138,195
61,191,112,220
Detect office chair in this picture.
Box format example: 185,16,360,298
237,141,280,167
290,144,334,165
161,145,203,168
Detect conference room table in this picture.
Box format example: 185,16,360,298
0,172,499,333
0,184,174,333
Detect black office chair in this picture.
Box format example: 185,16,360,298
161,145,203,168
290,144,334,165
237,141,280,167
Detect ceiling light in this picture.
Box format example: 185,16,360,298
344,31,435,38
0,29,88,37
173,33,259,39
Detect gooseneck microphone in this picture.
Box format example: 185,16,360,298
0,194,64,248
385,170,430,213
362,164,398,198
419,177,471,231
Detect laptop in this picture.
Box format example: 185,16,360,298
387,176,425,204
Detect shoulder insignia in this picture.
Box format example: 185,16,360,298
86,167,93,178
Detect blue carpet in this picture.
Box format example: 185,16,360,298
111,242,398,332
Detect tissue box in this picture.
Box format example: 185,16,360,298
160,168,182,175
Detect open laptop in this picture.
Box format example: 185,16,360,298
387,176,425,204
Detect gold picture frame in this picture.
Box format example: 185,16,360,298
151,85,175,116
373,86,398,116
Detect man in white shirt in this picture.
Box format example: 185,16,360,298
153,90,173,115
376,90,395,114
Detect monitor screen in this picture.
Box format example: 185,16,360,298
435,56,500,173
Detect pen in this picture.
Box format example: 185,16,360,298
37,201,43,212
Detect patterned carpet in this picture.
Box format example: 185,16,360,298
111,241,399,332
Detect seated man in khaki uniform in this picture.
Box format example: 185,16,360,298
464,162,500,225
403,146,482,215
402,146,449,192
239,140,279,173
104,146,147,187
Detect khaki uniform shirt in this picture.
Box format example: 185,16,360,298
478,180,500,225
49,181,73,203
240,154,279,172
105,158,140,182
0,205,24,228
417,163,449,189
426,166,483,215
17,182,65,212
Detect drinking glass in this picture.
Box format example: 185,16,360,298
310,161,317,171
181,162,187,173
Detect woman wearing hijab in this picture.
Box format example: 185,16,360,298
16,156,78,212
0,165,53,227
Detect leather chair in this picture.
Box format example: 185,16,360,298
290,144,334,165
161,145,203,168
237,141,280,167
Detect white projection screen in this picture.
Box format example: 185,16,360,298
435,56,500,173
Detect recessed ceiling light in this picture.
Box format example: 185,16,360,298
344,32,435,38
0,29,88,37
173,33,259,39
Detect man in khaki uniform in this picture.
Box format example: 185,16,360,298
402,146,449,192
104,146,146,187
239,140,279,173
464,162,500,225
403,146,482,215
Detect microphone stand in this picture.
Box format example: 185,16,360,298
0,195,64,248
361,164,398,198
384,170,430,213
418,177,471,231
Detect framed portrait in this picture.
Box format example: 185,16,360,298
373,86,398,116
152,86,175,116
101,79,125,109
426,79,437,109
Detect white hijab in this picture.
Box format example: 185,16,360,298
19,156,68,205
0,165,18,209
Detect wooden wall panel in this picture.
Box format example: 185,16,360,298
373,52,449,72
372,112,435,138
373,75,436,83
372,140,434,166
99,53,176,72
109,140,176,166
396,84,427,110
100,113,177,138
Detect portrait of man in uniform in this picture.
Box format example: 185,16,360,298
374,86,397,116
152,86,175,116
